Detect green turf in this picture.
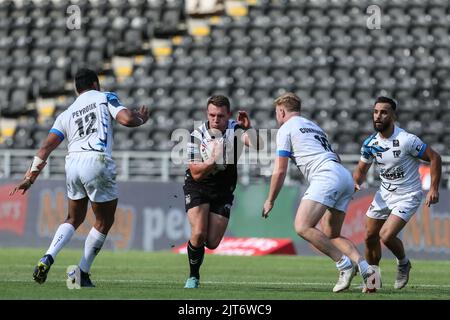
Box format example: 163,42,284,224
0,248,449,299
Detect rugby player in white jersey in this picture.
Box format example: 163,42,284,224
262,92,374,292
354,96,441,291
10,68,149,287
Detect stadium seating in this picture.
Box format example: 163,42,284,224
0,0,449,183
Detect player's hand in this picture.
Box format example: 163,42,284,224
136,105,149,124
237,111,251,130
9,178,32,196
425,189,439,207
207,139,224,165
262,200,273,219
354,183,361,193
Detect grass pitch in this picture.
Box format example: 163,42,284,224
1,248,449,300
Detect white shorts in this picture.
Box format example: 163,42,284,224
65,152,118,202
366,189,423,222
302,161,354,212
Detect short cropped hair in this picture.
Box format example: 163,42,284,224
374,96,397,111
274,92,301,112
207,95,231,111
75,68,99,93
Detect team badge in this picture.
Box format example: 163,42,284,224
185,194,191,205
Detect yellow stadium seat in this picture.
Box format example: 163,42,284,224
116,66,133,77
172,36,183,45
191,25,210,37
153,46,172,57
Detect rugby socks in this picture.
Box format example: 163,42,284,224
357,258,370,275
79,227,106,273
187,240,205,279
397,257,409,266
336,255,352,271
45,223,75,260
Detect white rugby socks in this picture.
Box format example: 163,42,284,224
336,255,352,271
79,227,107,273
45,223,75,260
357,259,370,275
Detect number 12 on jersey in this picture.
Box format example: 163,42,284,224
75,112,97,137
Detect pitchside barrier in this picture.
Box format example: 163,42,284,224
1,180,449,259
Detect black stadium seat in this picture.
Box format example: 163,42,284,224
0,0,447,166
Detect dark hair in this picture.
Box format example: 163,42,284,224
274,92,301,112
207,95,231,111
374,96,397,111
75,68,99,93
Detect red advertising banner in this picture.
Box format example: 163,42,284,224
173,237,296,256
341,194,374,245
0,184,28,235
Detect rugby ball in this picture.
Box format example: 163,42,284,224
200,138,226,171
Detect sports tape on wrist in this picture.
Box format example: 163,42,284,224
30,156,45,172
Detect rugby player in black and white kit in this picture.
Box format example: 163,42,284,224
183,95,261,288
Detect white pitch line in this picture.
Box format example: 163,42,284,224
204,281,450,288
1,279,450,288
6,264,181,269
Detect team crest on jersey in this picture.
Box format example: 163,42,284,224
185,194,191,205
393,139,399,147
393,150,401,158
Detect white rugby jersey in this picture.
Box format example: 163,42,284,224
50,90,126,157
276,116,339,182
360,126,427,194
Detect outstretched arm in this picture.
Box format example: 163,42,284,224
419,146,441,206
237,110,264,150
10,133,62,195
262,156,289,218
116,105,149,127
353,160,372,191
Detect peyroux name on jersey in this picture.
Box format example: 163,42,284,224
72,103,96,119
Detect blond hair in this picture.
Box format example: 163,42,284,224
274,92,301,112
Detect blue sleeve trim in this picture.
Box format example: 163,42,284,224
277,150,292,157
49,128,64,142
417,143,427,158
362,133,377,147
106,92,123,108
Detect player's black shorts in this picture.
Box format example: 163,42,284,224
183,185,234,219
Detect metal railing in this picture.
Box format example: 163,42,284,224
1,149,449,188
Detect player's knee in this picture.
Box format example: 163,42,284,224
191,231,207,245
379,229,394,245
295,224,309,238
